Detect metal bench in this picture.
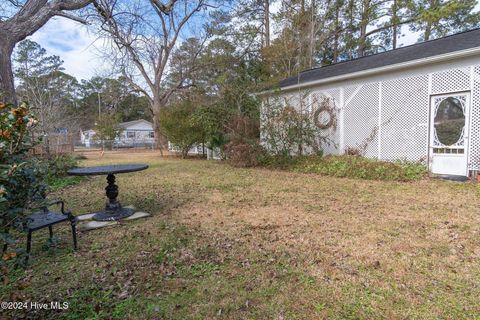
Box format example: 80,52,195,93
23,200,77,262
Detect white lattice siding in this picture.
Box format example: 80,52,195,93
431,67,470,94
311,88,341,154
343,82,379,158
380,75,429,162
470,66,480,170
265,56,480,173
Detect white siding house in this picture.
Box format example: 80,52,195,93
80,119,154,147
167,142,222,159
259,29,480,178
117,119,155,147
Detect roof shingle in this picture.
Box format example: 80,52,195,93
279,28,480,88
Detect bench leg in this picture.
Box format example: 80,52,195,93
71,222,77,251
25,231,32,264
2,227,9,253
48,225,53,239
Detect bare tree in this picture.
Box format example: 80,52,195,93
15,43,83,153
263,0,270,47
92,0,218,151
0,0,93,104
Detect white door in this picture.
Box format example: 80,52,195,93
429,93,470,176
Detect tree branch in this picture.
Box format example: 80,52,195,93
4,0,93,42
54,11,88,24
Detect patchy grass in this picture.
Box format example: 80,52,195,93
48,176,86,192
273,154,427,181
2,151,480,319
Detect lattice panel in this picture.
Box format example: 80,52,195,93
310,88,341,154
431,67,470,94
380,75,429,162
344,85,362,104
281,93,300,109
344,82,379,158
469,66,480,170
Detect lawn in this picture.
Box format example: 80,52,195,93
2,151,480,319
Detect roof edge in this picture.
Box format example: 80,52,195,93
119,119,153,127
256,46,480,96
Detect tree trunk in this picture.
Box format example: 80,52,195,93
392,0,398,49
151,97,168,155
0,40,17,105
152,111,162,154
264,0,270,47
333,1,340,63
357,0,369,58
308,0,316,68
181,148,188,159
424,22,432,41
347,0,355,59
424,0,437,41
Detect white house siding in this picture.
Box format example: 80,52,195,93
311,88,341,154
121,121,153,131
471,65,480,170
380,74,429,162
119,120,154,145
267,55,480,172
344,82,380,158
167,142,222,159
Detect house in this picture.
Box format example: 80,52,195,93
117,119,155,147
80,119,154,148
258,28,480,178
167,142,222,159
79,129,97,147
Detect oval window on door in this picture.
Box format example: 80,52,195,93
434,97,465,146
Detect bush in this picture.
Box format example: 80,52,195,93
293,155,426,181
44,154,79,178
191,104,229,152
261,95,331,157
0,102,47,269
223,114,262,167
159,101,206,158
257,153,308,169
224,142,265,167
40,154,82,191
93,113,122,150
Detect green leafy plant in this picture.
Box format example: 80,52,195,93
191,104,229,152
93,113,122,150
44,154,79,178
43,154,82,191
0,102,47,271
261,95,327,160
159,101,207,158
223,114,264,167
293,155,427,181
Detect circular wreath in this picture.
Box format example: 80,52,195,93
313,104,336,130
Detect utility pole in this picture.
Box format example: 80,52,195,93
98,92,101,118
97,91,104,151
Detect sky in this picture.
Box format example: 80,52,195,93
27,2,478,82
29,17,106,81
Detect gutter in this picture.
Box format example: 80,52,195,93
256,47,480,96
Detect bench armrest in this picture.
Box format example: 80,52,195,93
31,200,74,218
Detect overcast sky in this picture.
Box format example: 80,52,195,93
27,3,476,82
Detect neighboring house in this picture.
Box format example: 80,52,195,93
117,119,155,147
80,129,96,147
54,127,69,135
258,28,480,178
80,119,154,148
167,142,222,160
